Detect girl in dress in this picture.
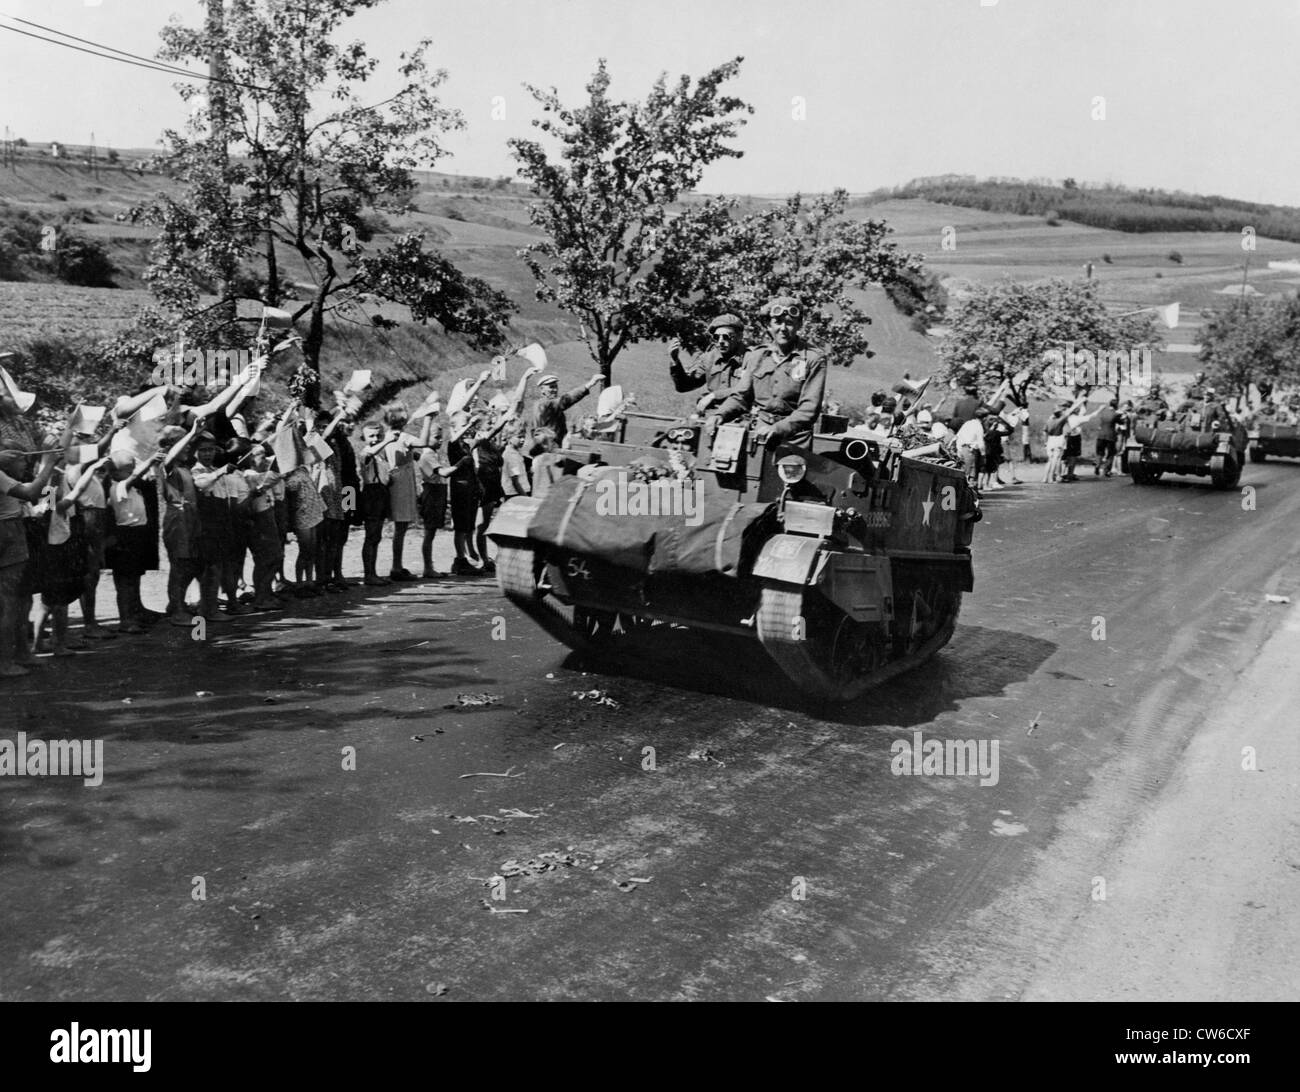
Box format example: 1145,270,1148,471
380,402,433,581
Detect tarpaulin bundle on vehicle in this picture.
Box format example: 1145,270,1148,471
524,470,778,577
1134,406,1234,451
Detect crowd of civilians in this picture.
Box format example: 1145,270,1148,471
0,353,605,679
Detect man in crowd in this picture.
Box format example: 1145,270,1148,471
1062,395,1105,481
949,384,982,430
530,371,603,453
955,408,989,488
1093,398,1121,477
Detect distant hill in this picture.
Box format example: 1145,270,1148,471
861,176,1300,242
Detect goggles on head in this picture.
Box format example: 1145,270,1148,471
666,427,694,443
767,305,801,321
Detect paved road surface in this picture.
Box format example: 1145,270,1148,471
2,462,1298,1001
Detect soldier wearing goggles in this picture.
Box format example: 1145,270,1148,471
712,296,826,447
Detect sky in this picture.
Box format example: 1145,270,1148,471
2,0,1299,205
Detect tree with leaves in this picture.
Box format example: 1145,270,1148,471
511,60,921,379
1199,295,1300,404
147,0,514,403
651,190,923,365
938,278,1162,398
510,58,752,382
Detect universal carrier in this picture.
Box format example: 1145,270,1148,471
486,412,981,703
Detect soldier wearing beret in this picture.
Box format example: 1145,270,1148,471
713,296,826,447
668,314,748,412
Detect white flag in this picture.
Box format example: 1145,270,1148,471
515,343,548,370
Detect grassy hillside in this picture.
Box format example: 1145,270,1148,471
5,158,1300,417
867,176,1300,241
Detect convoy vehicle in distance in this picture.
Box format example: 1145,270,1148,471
1247,418,1300,463
1123,401,1248,488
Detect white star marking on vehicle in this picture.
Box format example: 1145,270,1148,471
920,485,935,527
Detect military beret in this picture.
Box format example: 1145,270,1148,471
708,313,744,332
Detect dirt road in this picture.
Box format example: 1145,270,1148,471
2,462,1298,1001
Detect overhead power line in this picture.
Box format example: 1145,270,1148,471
0,12,268,91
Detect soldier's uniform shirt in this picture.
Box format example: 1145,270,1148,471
530,384,592,448
669,347,747,395
718,342,827,444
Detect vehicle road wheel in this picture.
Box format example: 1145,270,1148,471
756,583,886,704
1249,444,1266,464
1210,453,1239,489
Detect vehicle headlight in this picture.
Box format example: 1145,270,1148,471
777,455,807,485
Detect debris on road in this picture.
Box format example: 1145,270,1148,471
425,982,449,996
480,902,529,914
446,692,502,708
458,766,524,779
688,748,725,767
614,876,652,892
571,688,620,708
494,851,588,879
1264,594,1291,604
1026,711,1042,737
194,691,214,697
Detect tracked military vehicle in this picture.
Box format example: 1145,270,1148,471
1123,400,1247,488
486,411,981,703
1247,411,1300,463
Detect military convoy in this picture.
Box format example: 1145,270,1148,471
487,412,981,703
1247,417,1300,463
1123,399,1248,488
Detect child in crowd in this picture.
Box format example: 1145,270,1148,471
31,452,101,655
69,416,124,640
417,423,448,578
380,402,433,582
311,410,350,592
192,433,238,623
103,450,162,634
0,445,60,678
444,412,483,575
219,438,255,613
156,421,206,626
443,408,515,575
243,443,284,611
357,421,392,587
501,424,531,498
284,443,325,597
